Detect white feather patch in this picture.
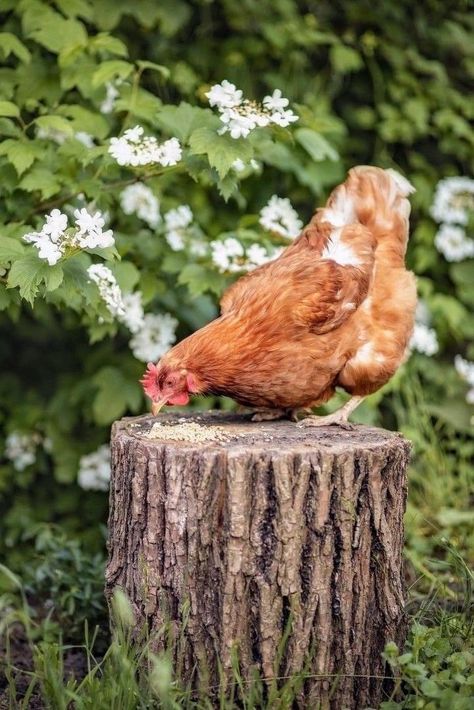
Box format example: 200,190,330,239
386,168,415,196
351,341,385,365
322,190,355,228
321,228,361,267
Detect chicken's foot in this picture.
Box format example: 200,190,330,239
298,396,364,429
251,408,300,422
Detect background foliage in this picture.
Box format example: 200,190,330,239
0,0,473,706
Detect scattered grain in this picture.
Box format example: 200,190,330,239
143,421,231,443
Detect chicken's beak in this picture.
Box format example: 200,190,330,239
151,399,167,416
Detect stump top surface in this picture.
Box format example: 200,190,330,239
114,411,407,454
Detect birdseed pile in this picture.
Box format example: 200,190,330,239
142,420,231,443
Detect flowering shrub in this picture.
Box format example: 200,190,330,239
0,0,473,557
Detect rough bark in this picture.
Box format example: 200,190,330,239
106,411,410,709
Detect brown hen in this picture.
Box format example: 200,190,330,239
141,166,417,426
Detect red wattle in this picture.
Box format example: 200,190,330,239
167,392,190,406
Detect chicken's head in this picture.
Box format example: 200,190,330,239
140,362,200,415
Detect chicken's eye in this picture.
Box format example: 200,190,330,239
165,379,173,387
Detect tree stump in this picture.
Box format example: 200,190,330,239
106,411,410,708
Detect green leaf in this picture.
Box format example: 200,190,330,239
0,101,19,118
329,44,363,73
0,236,25,264
24,4,88,54
54,0,93,20
189,127,253,179
58,254,94,310
7,253,63,302
0,139,38,176
178,264,225,297
217,174,239,201
35,115,74,136
89,33,128,57
137,60,170,79
92,366,141,425
91,60,134,87
420,679,441,698
0,32,31,63
19,168,62,199
156,102,220,143
44,264,64,292
112,262,140,292
57,105,109,139
7,253,46,304
295,128,339,162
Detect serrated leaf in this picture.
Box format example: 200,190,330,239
92,60,134,87
0,32,31,63
19,168,62,199
156,102,219,143
7,253,64,303
295,128,339,162
0,139,37,176
189,127,253,179
217,174,239,201
58,254,94,310
0,101,19,118
24,6,88,54
7,253,45,304
0,235,26,264
178,263,225,297
137,60,170,79
44,264,64,292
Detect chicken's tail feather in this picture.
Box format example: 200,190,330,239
318,166,415,264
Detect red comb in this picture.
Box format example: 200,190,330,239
139,362,160,400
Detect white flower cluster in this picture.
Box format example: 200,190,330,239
120,183,161,228
24,208,114,266
85,266,176,361
162,205,207,256
259,195,303,239
454,355,474,405
4,431,51,470
121,292,145,333
431,177,474,225
37,126,94,148
410,323,439,356
409,301,439,356
232,158,260,174
4,432,37,471
206,81,298,139
78,445,110,491
431,177,474,262
87,264,125,318
210,237,283,273
434,224,474,262
164,205,193,250
129,313,178,362
109,126,182,168
100,80,122,114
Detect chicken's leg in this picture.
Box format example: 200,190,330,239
298,396,364,429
